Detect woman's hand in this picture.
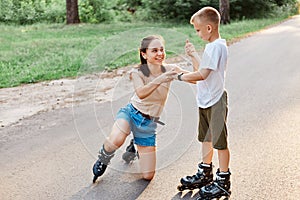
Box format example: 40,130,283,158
132,69,177,99
154,70,177,84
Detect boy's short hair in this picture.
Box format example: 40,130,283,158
190,7,220,26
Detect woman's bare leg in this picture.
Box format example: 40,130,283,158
92,119,131,183
103,119,131,152
136,145,156,180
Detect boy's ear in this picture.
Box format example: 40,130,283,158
207,25,212,33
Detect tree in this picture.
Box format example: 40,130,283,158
66,0,80,24
219,0,230,24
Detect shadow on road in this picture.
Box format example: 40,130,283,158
171,190,200,200
70,171,150,200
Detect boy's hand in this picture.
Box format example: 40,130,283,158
185,39,196,57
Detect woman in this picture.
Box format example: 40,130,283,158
92,35,182,183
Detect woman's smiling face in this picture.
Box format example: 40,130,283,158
143,39,165,66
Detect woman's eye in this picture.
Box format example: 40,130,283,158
149,48,164,53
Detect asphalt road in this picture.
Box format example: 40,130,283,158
1,16,300,200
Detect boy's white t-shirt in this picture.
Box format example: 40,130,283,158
196,38,228,108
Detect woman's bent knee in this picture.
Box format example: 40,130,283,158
142,171,155,180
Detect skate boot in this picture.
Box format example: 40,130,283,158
177,162,213,191
122,139,139,164
198,169,231,200
92,145,115,183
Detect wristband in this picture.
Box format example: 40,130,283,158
177,73,184,81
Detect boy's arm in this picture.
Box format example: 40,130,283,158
171,65,197,84
185,39,200,72
177,68,211,82
189,52,201,72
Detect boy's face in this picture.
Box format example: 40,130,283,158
193,19,212,42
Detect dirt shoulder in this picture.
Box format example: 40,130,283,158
0,68,131,128
0,57,187,128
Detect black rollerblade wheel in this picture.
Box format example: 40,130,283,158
177,184,198,191
198,190,231,200
122,139,138,163
177,185,185,191
122,151,137,164
92,175,98,183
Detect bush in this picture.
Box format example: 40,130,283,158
230,0,298,19
140,0,218,21
271,1,299,17
41,0,65,23
79,0,135,23
0,0,65,24
79,0,117,23
137,0,298,21
0,0,14,22
0,0,298,24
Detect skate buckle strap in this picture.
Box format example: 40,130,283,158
216,175,225,181
200,163,211,168
216,171,231,181
214,182,231,197
98,154,112,165
99,148,115,165
197,168,206,178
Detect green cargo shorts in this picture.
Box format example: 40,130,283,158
198,91,228,150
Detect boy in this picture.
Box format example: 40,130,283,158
176,7,231,199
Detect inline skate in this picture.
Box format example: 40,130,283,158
122,139,139,164
92,145,115,183
198,169,231,200
177,162,213,191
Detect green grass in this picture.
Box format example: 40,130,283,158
0,17,288,88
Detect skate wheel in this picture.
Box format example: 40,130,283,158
177,185,184,191
123,157,132,164
196,196,210,200
122,155,129,163
122,152,138,164
123,158,131,164
92,176,98,183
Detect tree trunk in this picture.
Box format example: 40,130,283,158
219,0,230,24
66,0,80,24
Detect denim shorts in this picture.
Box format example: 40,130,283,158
115,104,157,146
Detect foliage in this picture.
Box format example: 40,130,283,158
78,0,136,23
0,0,298,24
139,0,219,21
230,0,298,19
138,0,298,21
0,0,65,24
79,0,114,23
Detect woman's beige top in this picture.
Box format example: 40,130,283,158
130,64,174,117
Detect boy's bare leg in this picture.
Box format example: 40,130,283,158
218,148,230,172
136,145,156,180
202,142,213,164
